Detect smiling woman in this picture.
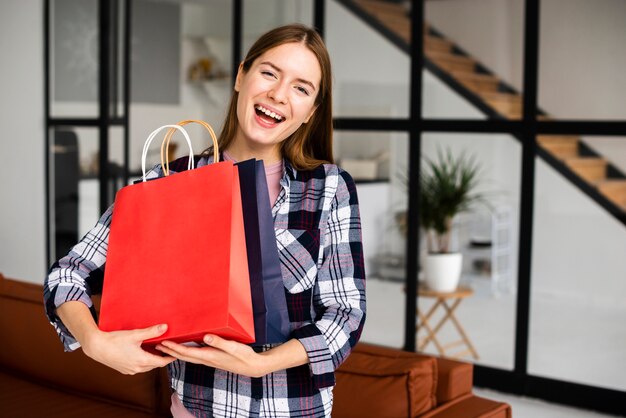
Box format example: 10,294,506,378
230,42,321,163
43,23,366,418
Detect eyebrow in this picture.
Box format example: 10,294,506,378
260,61,317,92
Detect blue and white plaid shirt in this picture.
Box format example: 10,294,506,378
44,155,366,418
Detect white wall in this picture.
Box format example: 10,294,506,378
532,159,626,306
539,0,626,120
425,0,524,91
0,0,46,283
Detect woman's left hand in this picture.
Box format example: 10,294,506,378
155,335,268,378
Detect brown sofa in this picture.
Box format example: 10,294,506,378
333,343,511,417
0,273,170,417
0,273,511,417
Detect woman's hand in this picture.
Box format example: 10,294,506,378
83,324,176,375
155,335,310,378
155,335,268,378
57,301,175,375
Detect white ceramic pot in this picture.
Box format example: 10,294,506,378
424,252,463,292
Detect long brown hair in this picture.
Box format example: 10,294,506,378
205,24,333,170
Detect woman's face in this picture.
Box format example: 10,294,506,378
233,42,321,155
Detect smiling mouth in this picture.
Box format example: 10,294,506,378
255,105,285,124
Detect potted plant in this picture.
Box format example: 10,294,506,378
418,148,483,292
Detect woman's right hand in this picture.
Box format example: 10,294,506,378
57,301,175,375
82,324,176,375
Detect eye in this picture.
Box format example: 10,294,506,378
295,85,310,96
261,70,276,78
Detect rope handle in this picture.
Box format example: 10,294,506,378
141,125,194,182
161,119,219,176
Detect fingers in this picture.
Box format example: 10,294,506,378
133,323,168,341
144,352,177,368
203,334,232,351
155,341,207,364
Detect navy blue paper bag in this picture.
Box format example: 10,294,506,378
236,159,290,345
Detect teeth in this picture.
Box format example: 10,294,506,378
256,105,283,121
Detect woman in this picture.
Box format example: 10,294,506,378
44,23,366,417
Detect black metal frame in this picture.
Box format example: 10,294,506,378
43,0,626,414
327,0,626,415
44,0,130,264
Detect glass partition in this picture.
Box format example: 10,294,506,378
49,0,99,118
538,0,626,120
529,135,626,390
334,131,409,348
417,132,522,370
326,0,410,118
48,127,98,262
424,0,525,120
243,0,313,54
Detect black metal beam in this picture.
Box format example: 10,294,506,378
314,0,325,37
47,117,126,127
123,0,131,185
98,0,111,214
44,0,51,266
232,0,242,83
403,0,424,353
514,0,540,377
537,120,626,136
475,365,626,416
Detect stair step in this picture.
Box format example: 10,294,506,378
355,0,413,36
565,158,608,183
353,0,416,44
537,135,579,159
450,71,500,93
537,135,580,144
425,35,453,53
484,99,522,119
357,0,409,16
480,91,522,104
426,50,476,73
598,180,626,209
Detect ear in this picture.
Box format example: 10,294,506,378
303,104,318,124
234,62,245,92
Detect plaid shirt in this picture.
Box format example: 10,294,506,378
44,155,366,418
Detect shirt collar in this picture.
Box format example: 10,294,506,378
200,153,297,181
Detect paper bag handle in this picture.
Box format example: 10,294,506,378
161,119,219,176
142,125,194,182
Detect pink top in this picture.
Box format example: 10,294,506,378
223,151,284,207
171,393,195,417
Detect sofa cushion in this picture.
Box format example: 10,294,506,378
353,342,473,406
334,348,437,418
435,357,473,404
0,371,165,418
417,394,511,418
0,275,169,412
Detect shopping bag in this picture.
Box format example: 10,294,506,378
236,159,290,345
98,122,255,352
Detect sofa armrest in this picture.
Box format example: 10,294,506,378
0,273,170,414
334,343,437,418
435,357,473,404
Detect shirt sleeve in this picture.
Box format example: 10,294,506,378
292,169,367,389
43,165,164,352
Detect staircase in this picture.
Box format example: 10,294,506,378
338,0,626,222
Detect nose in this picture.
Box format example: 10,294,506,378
268,82,288,104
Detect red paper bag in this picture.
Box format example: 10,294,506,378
98,124,254,350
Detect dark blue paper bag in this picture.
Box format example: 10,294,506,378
236,159,290,345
